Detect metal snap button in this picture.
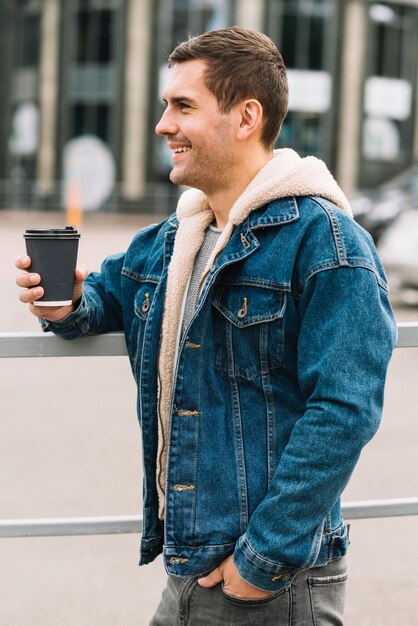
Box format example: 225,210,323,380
169,556,188,565
272,572,291,582
240,232,250,248
238,297,248,318
141,292,150,312
173,484,195,492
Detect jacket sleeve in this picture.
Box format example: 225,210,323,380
233,265,397,591
40,252,125,339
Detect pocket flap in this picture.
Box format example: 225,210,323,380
213,284,287,328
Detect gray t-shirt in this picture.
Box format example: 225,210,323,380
181,223,222,337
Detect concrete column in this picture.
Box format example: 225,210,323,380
336,0,367,196
234,0,264,30
414,34,418,161
36,0,60,193
0,1,15,180
121,0,152,200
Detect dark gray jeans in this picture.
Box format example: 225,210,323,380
150,556,347,625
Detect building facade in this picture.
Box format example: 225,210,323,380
1,0,418,212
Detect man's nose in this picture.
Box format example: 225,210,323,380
155,108,177,136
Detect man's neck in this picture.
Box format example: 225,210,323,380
207,150,272,228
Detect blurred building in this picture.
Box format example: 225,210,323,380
0,0,418,213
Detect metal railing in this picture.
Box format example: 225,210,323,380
1,324,418,539
0,178,180,214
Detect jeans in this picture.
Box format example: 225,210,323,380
150,556,347,625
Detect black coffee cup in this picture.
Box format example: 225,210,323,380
23,226,81,306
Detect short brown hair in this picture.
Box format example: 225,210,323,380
168,26,288,150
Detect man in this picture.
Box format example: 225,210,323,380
16,27,396,625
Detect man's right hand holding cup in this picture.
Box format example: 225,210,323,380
15,255,88,322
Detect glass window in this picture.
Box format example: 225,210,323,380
280,0,334,70
360,3,418,182
266,0,338,162
70,103,110,142
15,1,41,68
171,0,228,46
280,112,323,154
59,0,124,181
76,8,114,64
309,15,324,71
368,4,413,80
281,14,297,67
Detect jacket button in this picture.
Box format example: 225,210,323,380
272,572,291,582
240,232,250,248
173,484,195,492
141,292,150,312
169,556,188,565
238,297,248,318
210,264,216,272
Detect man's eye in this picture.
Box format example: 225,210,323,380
179,102,190,110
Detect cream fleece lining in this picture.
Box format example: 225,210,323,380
156,148,352,519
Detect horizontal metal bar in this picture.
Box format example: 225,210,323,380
342,496,418,519
0,498,417,538
0,332,128,358
0,515,142,538
0,327,417,538
1,323,417,359
396,322,418,348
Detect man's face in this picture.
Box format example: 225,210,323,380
156,59,239,194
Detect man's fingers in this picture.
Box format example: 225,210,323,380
15,256,40,290
198,565,223,588
19,285,44,304
15,256,32,270
16,262,86,321
16,272,41,288
17,266,86,290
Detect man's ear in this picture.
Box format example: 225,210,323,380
236,99,264,141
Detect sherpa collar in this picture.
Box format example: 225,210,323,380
156,148,352,518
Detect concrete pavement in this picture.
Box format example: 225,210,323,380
1,210,418,625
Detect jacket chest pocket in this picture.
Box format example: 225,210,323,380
129,283,158,378
212,284,287,379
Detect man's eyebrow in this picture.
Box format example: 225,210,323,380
162,96,197,105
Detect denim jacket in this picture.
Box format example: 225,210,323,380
42,195,397,591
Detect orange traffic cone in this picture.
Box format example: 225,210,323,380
66,182,83,229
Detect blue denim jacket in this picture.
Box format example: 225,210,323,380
42,196,397,591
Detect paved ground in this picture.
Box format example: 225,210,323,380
1,210,417,625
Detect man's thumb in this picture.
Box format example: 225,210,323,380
72,267,88,302
198,566,223,588
75,266,88,284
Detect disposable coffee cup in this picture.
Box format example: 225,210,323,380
23,226,81,306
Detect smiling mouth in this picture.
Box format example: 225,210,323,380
172,146,192,154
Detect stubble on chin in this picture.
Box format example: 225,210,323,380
169,162,196,189
169,148,232,193
169,170,189,190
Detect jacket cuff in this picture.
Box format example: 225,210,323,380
233,535,299,592
39,295,89,336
